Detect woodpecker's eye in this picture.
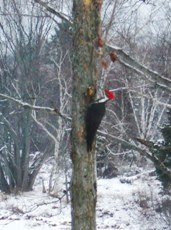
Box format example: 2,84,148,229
105,89,115,100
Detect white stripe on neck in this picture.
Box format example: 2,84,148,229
96,95,108,103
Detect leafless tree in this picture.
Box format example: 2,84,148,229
0,0,55,192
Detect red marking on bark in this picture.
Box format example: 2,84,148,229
109,52,117,62
101,59,108,69
98,37,104,48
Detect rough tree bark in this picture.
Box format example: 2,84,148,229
71,0,102,229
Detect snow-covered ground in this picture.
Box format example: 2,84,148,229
0,164,170,230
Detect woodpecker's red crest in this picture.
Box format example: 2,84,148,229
105,89,115,100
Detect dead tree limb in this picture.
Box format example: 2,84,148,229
108,44,171,93
34,0,72,24
0,93,71,121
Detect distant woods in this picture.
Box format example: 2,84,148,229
0,0,170,194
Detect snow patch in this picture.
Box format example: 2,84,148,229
0,168,170,230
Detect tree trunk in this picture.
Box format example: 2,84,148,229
21,108,32,191
71,0,102,229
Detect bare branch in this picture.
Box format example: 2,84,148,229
0,13,45,17
0,93,71,121
107,44,171,93
130,89,171,109
98,130,171,179
34,0,72,24
32,111,57,143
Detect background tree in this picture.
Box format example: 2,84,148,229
136,109,171,193
153,109,171,192
0,0,55,192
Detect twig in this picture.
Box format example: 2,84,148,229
24,193,67,214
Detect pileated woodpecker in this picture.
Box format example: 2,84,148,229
85,89,115,152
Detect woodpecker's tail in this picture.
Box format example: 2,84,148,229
87,144,92,152
87,138,93,152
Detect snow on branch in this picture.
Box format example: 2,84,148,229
32,111,57,143
107,44,171,93
98,130,143,153
0,146,6,152
135,91,171,109
34,0,72,24
98,130,171,179
0,93,71,121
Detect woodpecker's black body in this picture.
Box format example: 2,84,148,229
85,89,115,152
86,101,106,152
